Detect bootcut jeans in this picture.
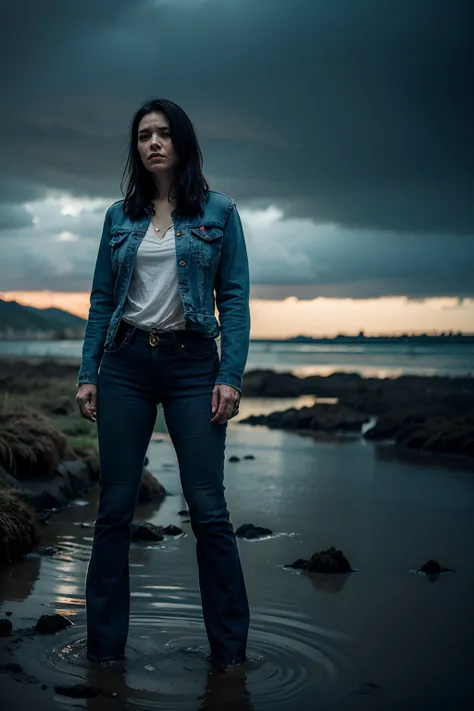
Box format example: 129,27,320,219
85,320,249,668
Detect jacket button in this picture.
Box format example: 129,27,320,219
179,260,185,266
176,231,182,237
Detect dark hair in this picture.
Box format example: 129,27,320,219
121,98,209,220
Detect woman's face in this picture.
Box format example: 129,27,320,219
137,110,178,175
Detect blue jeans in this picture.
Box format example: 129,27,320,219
85,321,249,667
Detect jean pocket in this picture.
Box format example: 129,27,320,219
177,338,218,360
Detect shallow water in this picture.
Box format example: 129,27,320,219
1,339,474,377
1,410,474,710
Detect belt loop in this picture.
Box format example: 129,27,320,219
128,324,137,345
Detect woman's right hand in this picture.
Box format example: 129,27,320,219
76,384,98,422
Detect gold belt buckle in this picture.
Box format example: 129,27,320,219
149,331,160,347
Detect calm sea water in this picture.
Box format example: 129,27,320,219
1,423,473,710
0,339,473,377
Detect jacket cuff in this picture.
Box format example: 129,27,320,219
214,374,243,395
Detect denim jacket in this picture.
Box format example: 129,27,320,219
77,190,250,393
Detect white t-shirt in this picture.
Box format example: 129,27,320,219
122,223,185,331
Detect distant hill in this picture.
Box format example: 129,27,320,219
0,299,86,333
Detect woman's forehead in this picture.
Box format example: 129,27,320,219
138,111,169,131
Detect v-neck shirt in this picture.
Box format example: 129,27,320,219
122,222,185,331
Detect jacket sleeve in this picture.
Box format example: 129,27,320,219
76,208,115,387
214,203,251,394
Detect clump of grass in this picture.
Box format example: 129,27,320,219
0,488,41,566
0,404,74,479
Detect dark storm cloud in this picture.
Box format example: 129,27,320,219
0,0,472,296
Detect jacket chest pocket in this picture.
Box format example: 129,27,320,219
109,231,130,270
190,226,224,270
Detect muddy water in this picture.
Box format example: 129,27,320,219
1,399,474,710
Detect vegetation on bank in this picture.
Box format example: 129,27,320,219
0,488,41,565
0,365,99,567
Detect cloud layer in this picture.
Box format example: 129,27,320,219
0,0,472,298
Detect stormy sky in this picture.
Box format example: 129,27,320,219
0,0,473,301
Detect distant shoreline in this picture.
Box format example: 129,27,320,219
1,334,474,344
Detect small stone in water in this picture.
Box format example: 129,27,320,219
243,455,255,460
0,619,13,637
35,614,73,635
288,547,353,573
235,523,273,539
229,456,240,462
417,559,456,575
130,522,164,542
162,525,183,536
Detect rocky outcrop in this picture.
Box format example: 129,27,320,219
364,415,474,459
241,403,369,434
241,369,474,459
242,369,302,397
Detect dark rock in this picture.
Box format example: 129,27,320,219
162,525,183,536
243,455,255,460
287,558,309,570
235,523,273,539
35,613,73,634
306,547,352,573
228,456,240,462
417,559,456,575
137,469,166,504
55,683,108,699
242,369,302,397
288,547,353,574
243,403,369,434
25,486,68,511
41,684,48,690
238,415,266,426
5,611,12,616
177,509,189,516
36,546,62,556
57,460,93,494
0,618,13,637
0,662,22,673
130,521,164,543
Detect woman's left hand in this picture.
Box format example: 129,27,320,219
211,384,241,424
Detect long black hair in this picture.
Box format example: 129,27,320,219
121,98,209,220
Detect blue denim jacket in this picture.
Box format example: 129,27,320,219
77,190,250,393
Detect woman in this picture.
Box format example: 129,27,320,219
76,98,251,671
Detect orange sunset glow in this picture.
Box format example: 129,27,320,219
2,291,473,338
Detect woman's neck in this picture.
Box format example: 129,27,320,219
152,173,174,205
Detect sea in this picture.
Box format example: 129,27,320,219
1,338,474,709
0,339,473,378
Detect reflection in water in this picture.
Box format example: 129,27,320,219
81,661,254,711
2,408,474,711
305,572,352,595
0,555,41,604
